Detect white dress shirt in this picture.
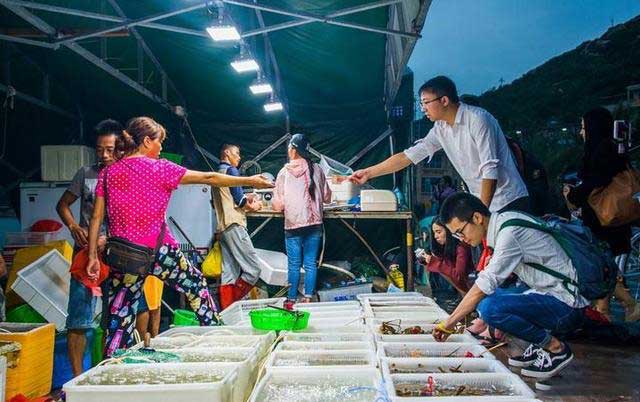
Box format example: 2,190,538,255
476,211,589,309
404,103,528,212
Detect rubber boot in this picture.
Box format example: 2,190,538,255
219,284,236,310
233,278,254,302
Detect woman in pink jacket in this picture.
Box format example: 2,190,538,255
272,134,331,305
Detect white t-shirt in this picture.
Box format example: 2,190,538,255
404,103,528,212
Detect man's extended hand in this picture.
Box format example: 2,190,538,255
250,174,275,189
349,169,370,185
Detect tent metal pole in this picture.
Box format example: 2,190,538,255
252,1,290,121
0,33,54,48
224,0,420,39
242,0,406,38
53,1,209,45
0,1,172,110
4,0,209,38
107,0,186,106
253,133,291,164
0,82,78,119
346,127,393,167
385,0,432,110
195,145,221,165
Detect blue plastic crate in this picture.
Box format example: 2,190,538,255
52,329,94,389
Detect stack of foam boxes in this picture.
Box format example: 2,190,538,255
361,292,538,401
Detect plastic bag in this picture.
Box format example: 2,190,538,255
202,242,222,278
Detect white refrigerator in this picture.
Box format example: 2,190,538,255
166,184,216,249
19,182,216,250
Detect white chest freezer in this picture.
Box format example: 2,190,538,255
20,182,78,245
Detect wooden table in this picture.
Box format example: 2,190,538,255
247,210,415,291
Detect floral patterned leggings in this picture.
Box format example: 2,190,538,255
104,244,218,356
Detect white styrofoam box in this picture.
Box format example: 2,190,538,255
282,331,373,343
219,298,285,326
10,249,70,330
255,249,302,287
357,292,425,302
64,362,239,402
19,182,79,245
377,342,495,360
188,336,271,357
265,349,377,369
384,373,535,401
144,335,269,356
367,318,441,334
372,311,449,322
295,300,361,309
0,356,5,402
360,189,397,212
159,325,275,338
167,184,216,248
381,357,511,376
328,176,361,204
248,366,382,402
318,282,372,302
364,297,437,306
371,305,447,314
365,305,448,319
276,341,374,351
305,310,364,321
41,145,95,182
304,317,365,329
376,333,479,344
155,348,260,402
297,323,368,333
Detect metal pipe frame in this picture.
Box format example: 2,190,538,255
241,0,406,38
0,0,172,110
0,82,77,119
224,0,420,39
5,0,418,42
0,33,54,48
3,0,209,38
53,1,211,45
106,0,186,107
252,2,290,121
346,127,393,167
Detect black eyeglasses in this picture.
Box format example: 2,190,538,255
419,96,443,107
452,221,469,240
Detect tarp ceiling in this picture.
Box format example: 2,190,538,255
0,0,429,269
0,0,428,183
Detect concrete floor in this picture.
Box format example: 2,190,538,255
494,338,640,402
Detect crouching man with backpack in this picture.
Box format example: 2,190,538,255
432,193,616,378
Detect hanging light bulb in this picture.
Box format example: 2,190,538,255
249,74,273,95
264,94,283,112
231,45,259,73
205,6,240,41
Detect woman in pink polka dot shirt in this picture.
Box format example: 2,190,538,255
87,116,273,355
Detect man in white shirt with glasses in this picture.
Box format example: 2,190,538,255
350,75,528,213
